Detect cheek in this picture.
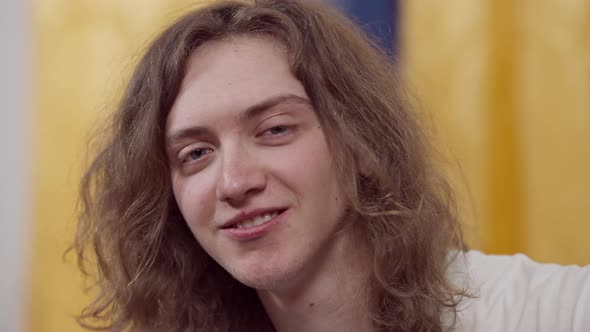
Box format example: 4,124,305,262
172,173,217,230
271,135,345,206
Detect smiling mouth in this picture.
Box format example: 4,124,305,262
223,209,286,230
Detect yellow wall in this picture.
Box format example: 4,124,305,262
402,0,590,264
32,1,210,331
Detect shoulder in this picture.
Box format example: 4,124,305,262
447,250,590,332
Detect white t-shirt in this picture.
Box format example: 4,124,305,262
448,250,590,331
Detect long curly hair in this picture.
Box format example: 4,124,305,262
73,1,468,331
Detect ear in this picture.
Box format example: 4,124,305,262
356,154,374,178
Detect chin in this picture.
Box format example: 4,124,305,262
228,258,300,291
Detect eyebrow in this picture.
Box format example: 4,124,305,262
238,93,311,123
166,93,311,148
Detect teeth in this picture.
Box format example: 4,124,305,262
235,211,279,229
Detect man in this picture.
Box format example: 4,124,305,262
74,1,589,331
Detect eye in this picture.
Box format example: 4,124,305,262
256,120,297,145
264,125,290,136
182,147,213,163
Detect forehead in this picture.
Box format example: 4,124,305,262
166,35,308,131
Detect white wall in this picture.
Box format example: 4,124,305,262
0,0,31,331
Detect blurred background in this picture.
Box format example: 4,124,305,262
1,0,588,331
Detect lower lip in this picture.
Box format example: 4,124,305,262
222,210,287,241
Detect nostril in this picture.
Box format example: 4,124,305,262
218,174,267,205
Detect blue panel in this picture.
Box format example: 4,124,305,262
329,0,398,55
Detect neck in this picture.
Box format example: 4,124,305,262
257,227,375,332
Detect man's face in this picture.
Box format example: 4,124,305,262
166,35,348,291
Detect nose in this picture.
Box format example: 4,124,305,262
216,144,266,205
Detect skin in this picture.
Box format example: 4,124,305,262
166,35,373,332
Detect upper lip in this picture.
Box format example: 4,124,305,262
220,207,287,229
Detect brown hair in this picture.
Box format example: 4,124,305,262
74,1,467,331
